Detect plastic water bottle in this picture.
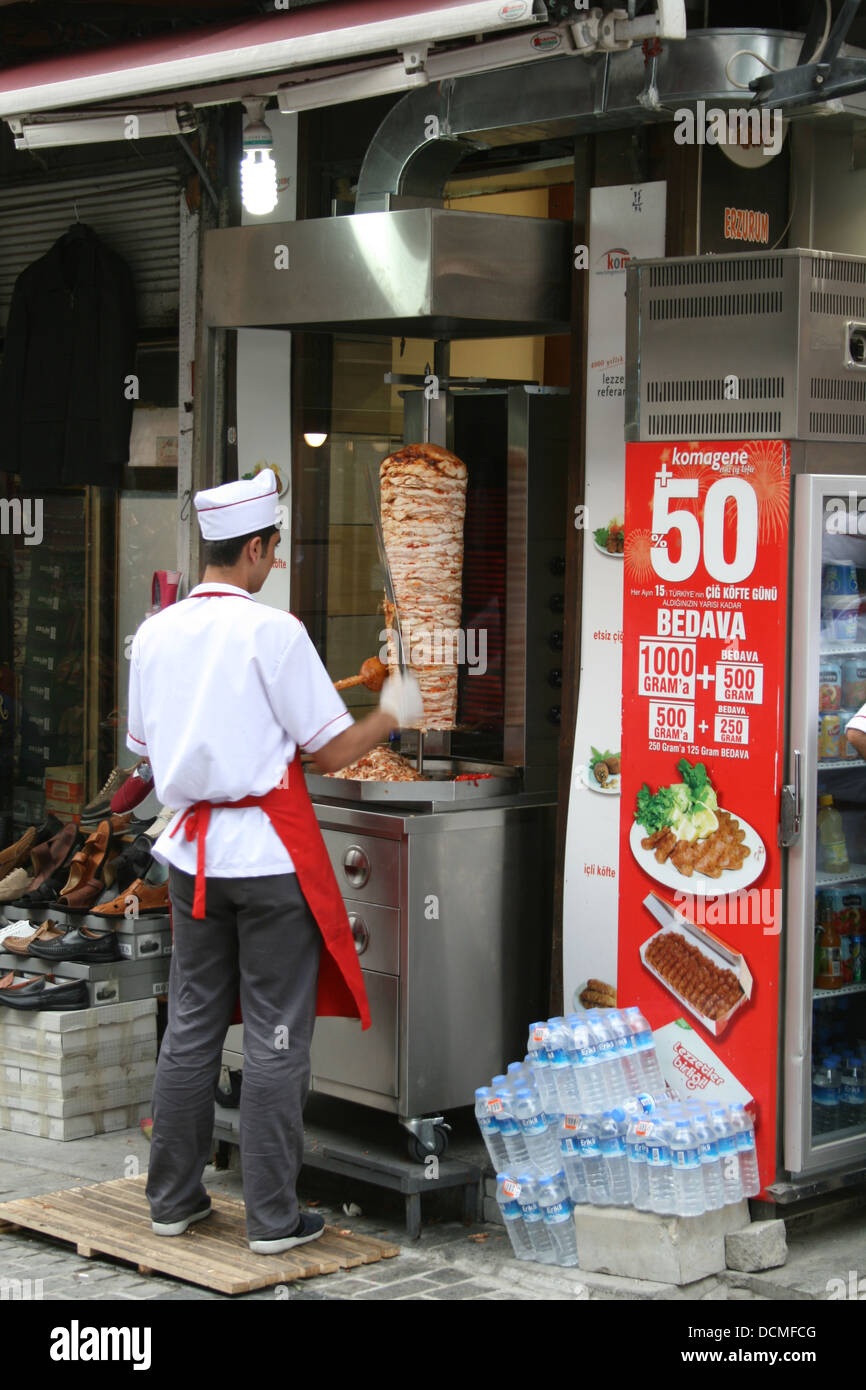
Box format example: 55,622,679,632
545,1019,582,1113
513,1087,560,1174
576,1115,610,1206
812,1056,842,1136
625,1115,652,1211
646,1116,675,1215
586,1011,620,1104
515,1173,557,1263
599,1109,631,1207
728,1103,760,1198
710,1106,743,1205
495,1174,534,1260
526,1023,560,1114
475,1088,510,1171
841,1062,866,1128
624,1006,665,1092
691,1106,724,1211
537,1171,579,1267
569,1015,608,1112
605,1010,644,1100
493,1089,531,1171
668,1115,705,1217
559,1115,589,1206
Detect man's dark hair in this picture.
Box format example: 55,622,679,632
202,525,279,569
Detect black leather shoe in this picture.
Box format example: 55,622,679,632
0,977,89,1010
29,925,121,963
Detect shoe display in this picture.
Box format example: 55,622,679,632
0,868,32,903
151,1201,212,1237
110,834,155,895
29,925,121,964
23,823,80,898
80,760,143,825
57,820,112,906
248,1212,326,1255
91,877,169,917
0,826,36,880
0,971,43,992
110,761,154,815
2,920,65,957
0,976,89,1011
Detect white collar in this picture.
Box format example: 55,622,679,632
188,582,254,601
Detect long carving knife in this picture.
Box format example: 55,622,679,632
365,461,407,674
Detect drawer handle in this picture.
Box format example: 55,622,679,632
348,913,370,956
343,845,371,888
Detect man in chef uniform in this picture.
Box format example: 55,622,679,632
126,469,422,1254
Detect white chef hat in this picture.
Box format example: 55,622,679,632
194,470,279,540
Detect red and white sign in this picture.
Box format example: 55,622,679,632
618,440,790,1192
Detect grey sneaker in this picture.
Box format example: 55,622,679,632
249,1212,326,1255
151,1201,212,1237
81,761,143,823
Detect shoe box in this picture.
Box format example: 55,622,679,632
0,951,170,1007
10,785,45,829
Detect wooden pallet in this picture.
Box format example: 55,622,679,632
0,1175,400,1295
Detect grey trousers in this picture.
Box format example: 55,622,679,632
146,866,321,1240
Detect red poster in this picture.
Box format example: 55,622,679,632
618,440,789,1191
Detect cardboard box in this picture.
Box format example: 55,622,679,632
45,766,84,804
641,892,753,1038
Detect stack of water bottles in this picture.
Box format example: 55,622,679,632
475,1008,761,1266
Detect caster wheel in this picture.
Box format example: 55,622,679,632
407,1124,449,1163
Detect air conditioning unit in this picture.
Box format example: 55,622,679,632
625,249,866,444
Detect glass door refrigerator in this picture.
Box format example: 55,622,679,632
785,472,866,1181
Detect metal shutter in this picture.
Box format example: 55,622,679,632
0,164,182,334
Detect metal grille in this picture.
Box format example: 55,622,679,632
648,411,783,436
810,290,866,316
0,166,182,334
810,256,866,284
809,411,866,436
649,291,783,320
647,377,785,402
811,377,866,401
649,258,784,286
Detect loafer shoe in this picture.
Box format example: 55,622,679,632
0,826,36,878
2,920,65,957
151,1201,212,1237
0,977,89,1011
29,925,121,963
249,1212,326,1254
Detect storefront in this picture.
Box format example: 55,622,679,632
1,3,866,1201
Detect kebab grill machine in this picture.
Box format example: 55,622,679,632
200,208,571,1157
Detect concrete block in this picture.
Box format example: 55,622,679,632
0,1037,156,1074
574,1201,751,1286
725,1219,787,1272
0,1058,156,1117
0,1099,151,1141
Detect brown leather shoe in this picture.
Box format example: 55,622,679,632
92,877,169,917
3,920,65,956
0,826,36,880
27,823,79,895
0,970,46,991
59,820,112,899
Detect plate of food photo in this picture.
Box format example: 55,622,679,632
629,758,765,896
578,747,621,795
593,517,624,557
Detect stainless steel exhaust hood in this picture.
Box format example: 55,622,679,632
201,207,570,337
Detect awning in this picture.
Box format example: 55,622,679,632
0,0,543,119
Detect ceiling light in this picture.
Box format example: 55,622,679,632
303,433,328,448
9,106,197,149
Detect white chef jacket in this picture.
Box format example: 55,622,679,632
126,582,353,877
846,703,866,736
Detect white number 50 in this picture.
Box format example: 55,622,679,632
651,477,758,584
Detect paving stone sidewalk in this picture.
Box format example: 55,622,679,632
1,1128,864,1301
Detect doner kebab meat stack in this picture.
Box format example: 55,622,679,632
380,442,468,730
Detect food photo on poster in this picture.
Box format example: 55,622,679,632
618,440,790,1192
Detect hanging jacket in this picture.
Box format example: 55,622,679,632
0,223,137,487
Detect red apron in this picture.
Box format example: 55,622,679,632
168,755,371,1032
